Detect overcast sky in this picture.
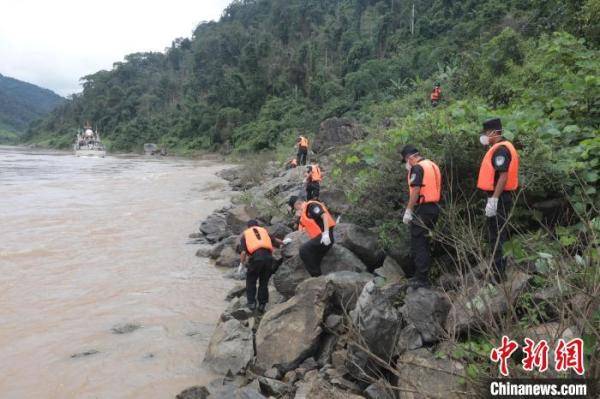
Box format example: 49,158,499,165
0,0,231,96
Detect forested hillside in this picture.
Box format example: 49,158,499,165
24,0,598,151
0,74,63,142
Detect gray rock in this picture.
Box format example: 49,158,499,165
195,244,215,258
396,348,465,399
226,205,260,235
374,256,406,284
324,315,343,331
347,281,402,379
202,318,254,375
294,371,363,399
445,270,532,334
401,287,451,343
320,245,369,274
272,255,310,298
318,189,350,215
176,386,210,399
200,213,231,244
225,283,246,301
216,245,239,268
364,379,395,399
333,223,385,271
210,235,239,259
324,271,373,311
223,297,254,321
111,323,141,334
396,324,423,353
267,223,293,240
255,278,333,373
263,367,281,380
283,370,298,384
317,334,338,367
313,117,368,153
331,349,348,372
281,231,309,258
258,377,292,397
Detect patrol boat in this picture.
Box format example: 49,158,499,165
74,124,106,157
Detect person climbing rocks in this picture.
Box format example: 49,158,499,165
304,162,322,200
296,135,309,166
238,220,289,312
288,195,336,277
285,158,298,170
401,144,442,289
477,118,520,283
430,82,442,107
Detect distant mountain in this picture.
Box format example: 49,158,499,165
0,73,64,136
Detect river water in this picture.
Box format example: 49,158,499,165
0,146,234,398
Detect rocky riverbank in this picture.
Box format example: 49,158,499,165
179,126,597,398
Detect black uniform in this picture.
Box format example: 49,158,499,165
409,164,440,284
305,165,320,201
487,143,513,278
299,203,334,277
240,235,273,306
297,146,308,166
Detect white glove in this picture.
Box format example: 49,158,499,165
485,197,499,217
403,209,413,225
237,263,244,274
282,238,293,245
320,232,332,246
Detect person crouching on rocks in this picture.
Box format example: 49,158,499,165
239,220,289,313
288,195,336,277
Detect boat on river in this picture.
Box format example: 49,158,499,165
74,123,106,157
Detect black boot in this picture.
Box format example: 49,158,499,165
257,303,266,313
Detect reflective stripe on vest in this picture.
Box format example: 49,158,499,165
407,159,442,204
299,136,309,148
243,226,273,255
310,165,322,182
477,141,519,191
299,200,336,239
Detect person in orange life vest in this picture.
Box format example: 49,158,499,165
477,118,519,282
401,145,442,289
239,220,288,312
430,82,441,107
288,195,336,277
296,135,309,166
285,158,298,170
304,163,322,200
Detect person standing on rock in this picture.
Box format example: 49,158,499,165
239,220,289,312
304,162,322,200
401,145,442,289
296,135,309,166
289,195,336,277
477,118,520,283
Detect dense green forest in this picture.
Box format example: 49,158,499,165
0,73,63,142
24,0,598,152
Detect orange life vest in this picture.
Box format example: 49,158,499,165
430,87,441,100
298,136,309,149
298,200,336,239
477,141,519,191
243,226,273,255
407,159,442,204
309,164,322,182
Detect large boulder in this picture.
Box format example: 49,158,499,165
401,287,451,344
255,278,332,373
333,223,385,271
319,189,351,216
200,213,231,244
347,281,402,379
273,245,368,298
396,348,466,399
202,318,254,375
294,371,363,399
267,223,293,240
313,117,368,153
226,205,260,235
445,270,532,334
281,231,309,258
374,256,406,284
323,271,373,311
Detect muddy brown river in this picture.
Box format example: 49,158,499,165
0,146,234,398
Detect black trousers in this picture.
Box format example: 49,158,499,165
306,182,320,201
410,204,440,283
299,230,334,277
246,255,272,305
487,193,512,277
297,148,308,166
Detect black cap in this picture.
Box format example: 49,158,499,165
400,145,419,162
247,219,259,227
288,195,299,208
482,118,502,133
